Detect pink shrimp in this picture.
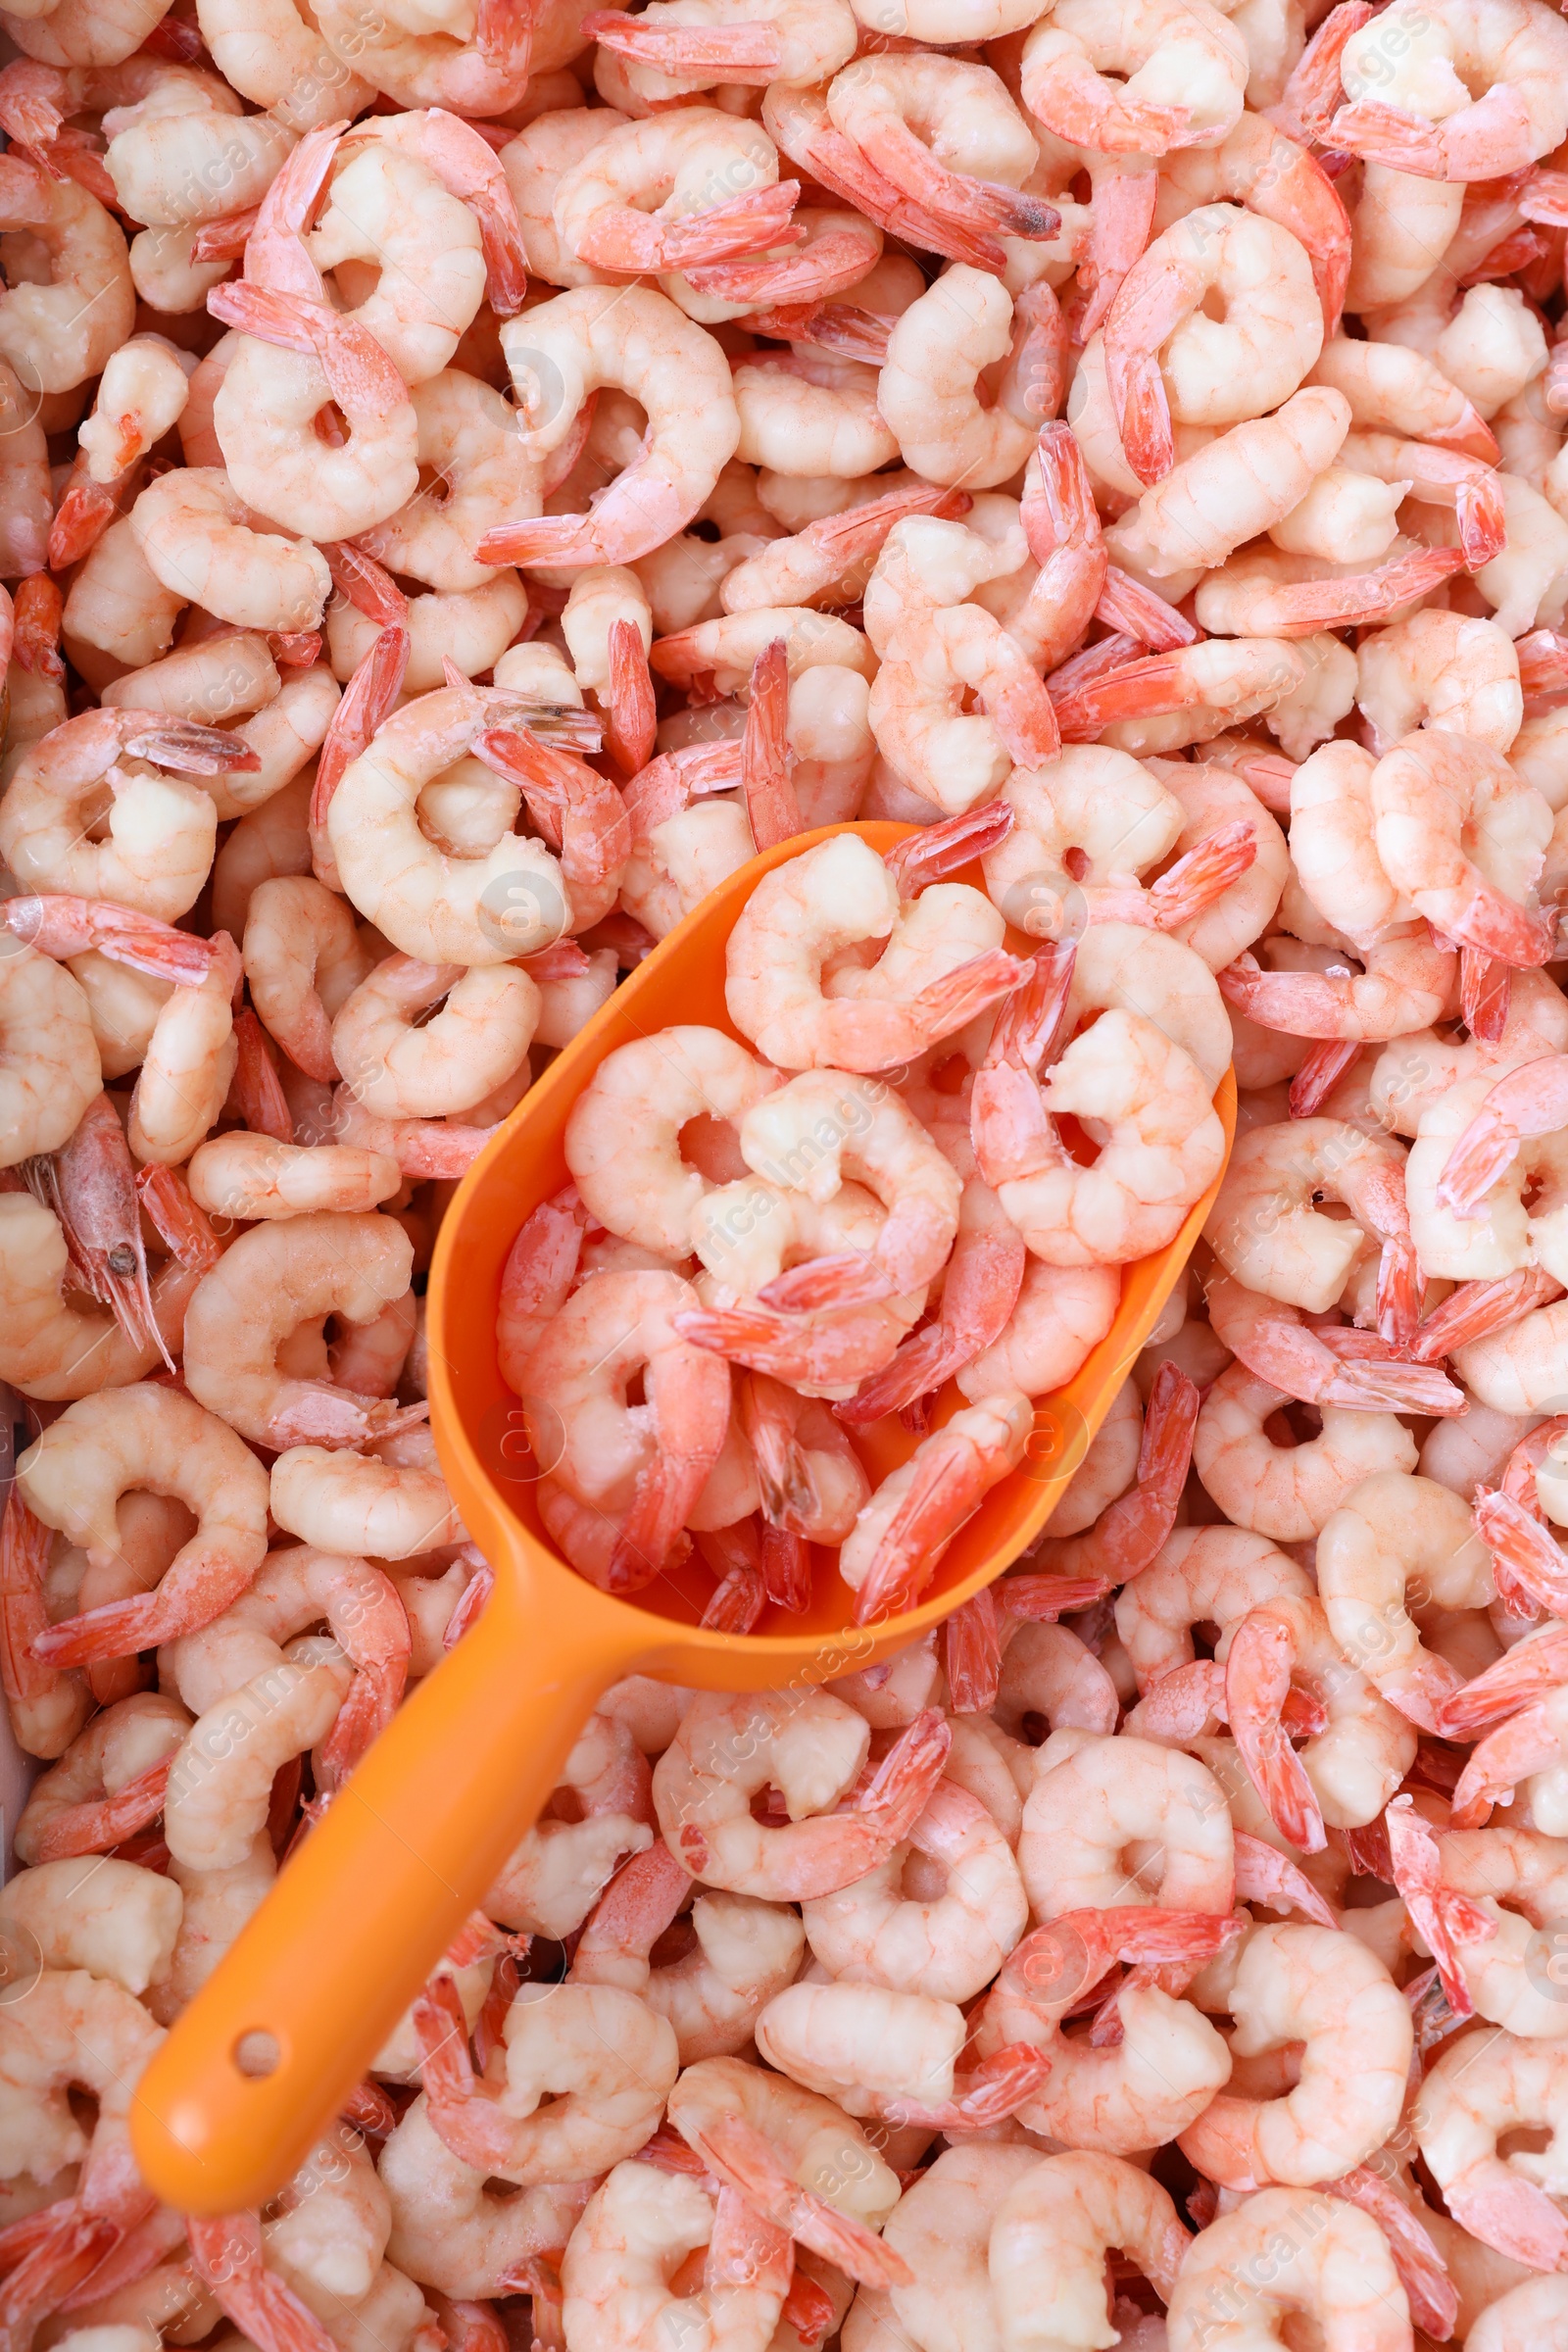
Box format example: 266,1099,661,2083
1036,1361,1200,1582
836,1180,1026,1427
740,637,801,854
943,1569,1115,1715
188,2213,338,2352
1384,1792,1495,2018
1224,1607,1326,1854
1437,1054,1568,1217
472,727,632,934
845,1391,1035,1624
606,617,656,780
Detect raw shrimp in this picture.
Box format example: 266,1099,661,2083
1116,1523,1316,1690
164,1633,353,1869
326,684,576,966
824,54,1052,245
586,0,856,98
0,170,134,395
1103,388,1352,582
210,297,418,544
0,1854,180,1995
571,1844,806,2062
1019,0,1248,155
725,830,1023,1073
1205,1272,1461,1412
549,108,797,274
1221,922,1456,1043
415,1979,677,2182
1308,331,1498,456
799,1778,1027,2002
1180,1922,1412,2183
125,928,242,1169
0,708,242,924
971,1903,1240,2154
973,1002,1226,1267
1192,1365,1418,1541
1372,730,1553,968
379,2099,594,2299
879,269,1061,490
164,1542,409,1782
19,1382,269,1664
180,1211,419,1449
1104,205,1323,485
331,958,539,1120
517,1268,731,1590
1416,2027,1568,2268
0,944,101,1167
1165,2190,1411,2352
1205,1117,1418,1320
1332,0,1568,180
243,874,374,1085
0,1190,196,1402
13,1690,190,1863
1019,1731,1236,1916
128,468,331,638
754,1978,1046,2128
651,1689,950,1899
988,2154,1189,2352
478,287,741,567
737,1069,963,1310
665,2049,904,2276
560,2162,791,2352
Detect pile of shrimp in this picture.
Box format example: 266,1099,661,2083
17,0,1568,2341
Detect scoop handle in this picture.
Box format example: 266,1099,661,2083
131,1548,640,2215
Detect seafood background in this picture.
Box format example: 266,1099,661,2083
4,0,1568,2342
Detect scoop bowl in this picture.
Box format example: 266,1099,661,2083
131,819,1234,2213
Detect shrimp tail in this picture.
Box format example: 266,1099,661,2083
29,1758,172,1864
312,626,411,830
1449,1696,1566,1830
606,615,657,777
1224,1609,1327,1854
136,1163,224,1273
577,179,802,271
683,2113,912,2288
1327,98,1446,176
1384,1793,1493,2019
1324,2168,1457,2341
2,895,217,983
189,2213,341,2352
207,283,408,418
1232,1829,1338,1926
1439,1054,1568,1214
1409,1266,1563,1360
942,1588,1002,1713
476,513,605,567
1288,1038,1361,1117
882,798,1013,897
886,2041,1050,2132
1471,1486,1568,1616
1094,563,1199,651
673,1302,902,1387
1275,0,1373,139
581,10,784,77
1445,2174,1568,2271
1148,821,1257,930
742,637,801,852
1436,1623,1568,1738
854,1706,953,1839
1415,883,1555,969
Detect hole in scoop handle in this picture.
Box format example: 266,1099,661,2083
130,1553,642,2215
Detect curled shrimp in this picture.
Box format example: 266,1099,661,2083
651,1689,951,1899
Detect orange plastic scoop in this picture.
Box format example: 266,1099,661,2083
131,820,1235,2213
